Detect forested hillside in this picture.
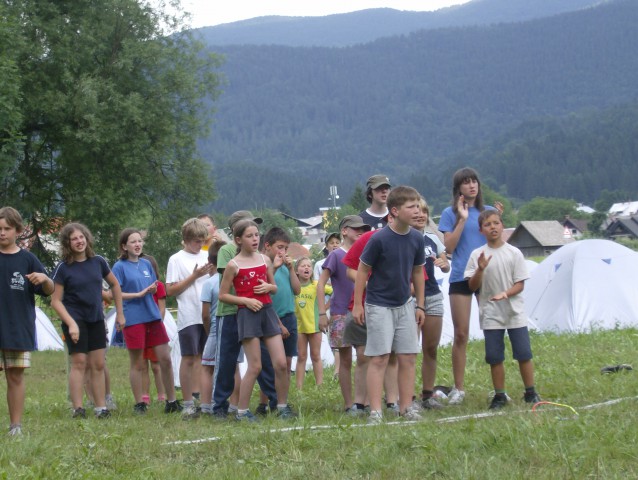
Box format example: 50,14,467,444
410,103,638,213
203,0,638,215
197,0,604,47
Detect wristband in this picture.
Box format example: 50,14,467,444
319,313,327,316
415,306,426,313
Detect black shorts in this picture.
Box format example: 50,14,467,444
449,280,478,296
178,324,207,356
237,304,281,341
62,319,107,355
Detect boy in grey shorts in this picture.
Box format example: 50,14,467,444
352,186,427,423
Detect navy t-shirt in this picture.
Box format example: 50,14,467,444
359,209,388,231
423,234,442,297
52,256,111,323
0,249,49,350
360,226,426,307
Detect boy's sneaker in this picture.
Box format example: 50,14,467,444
276,405,298,420
133,402,148,415
488,395,508,410
164,399,183,414
400,406,423,421
105,394,117,411
95,408,111,419
448,388,466,405
367,410,383,425
255,403,269,417
235,410,259,423
72,407,87,419
386,403,400,417
421,397,444,410
345,405,366,417
164,400,184,413
181,404,200,420
8,425,22,436
524,391,542,404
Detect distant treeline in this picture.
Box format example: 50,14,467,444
202,0,638,215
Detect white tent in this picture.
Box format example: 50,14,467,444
35,307,64,351
436,269,482,346
524,239,638,333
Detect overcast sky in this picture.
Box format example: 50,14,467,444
182,1,472,28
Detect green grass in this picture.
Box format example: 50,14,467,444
1,329,637,479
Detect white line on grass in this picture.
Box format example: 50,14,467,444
164,395,638,446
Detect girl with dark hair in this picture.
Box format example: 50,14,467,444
438,168,502,405
51,223,124,419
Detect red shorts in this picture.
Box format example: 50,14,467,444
143,346,159,362
123,320,169,350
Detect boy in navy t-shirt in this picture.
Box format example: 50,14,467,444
352,187,426,424
0,207,54,435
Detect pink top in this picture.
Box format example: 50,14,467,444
231,255,272,308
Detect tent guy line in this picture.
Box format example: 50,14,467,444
163,395,638,446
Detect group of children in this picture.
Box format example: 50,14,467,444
0,167,542,434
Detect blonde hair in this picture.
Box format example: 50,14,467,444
181,218,208,242
0,207,24,233
295,256,313,272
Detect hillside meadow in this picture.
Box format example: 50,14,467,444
2,327,637,478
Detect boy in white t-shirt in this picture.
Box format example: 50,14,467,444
166,218,215,418
465,210,541,410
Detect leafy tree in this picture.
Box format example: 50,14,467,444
349,185,368,212
1,0,222,268
517,197,587,222
322,205,359,232
594,189,631,213
255,209,303,244
482,185,517,227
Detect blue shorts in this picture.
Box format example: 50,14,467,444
279,312,298,357
483,327,533,365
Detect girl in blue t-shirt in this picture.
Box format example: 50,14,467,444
51,223,125,419
112,228,180,414
438,167,501,405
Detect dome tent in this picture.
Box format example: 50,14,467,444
524,239,638,333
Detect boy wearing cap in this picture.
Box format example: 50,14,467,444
359,174,392,230
316,215,370,412
313,232,341,281
212,211,279,417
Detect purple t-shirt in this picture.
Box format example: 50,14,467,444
321,247,353,316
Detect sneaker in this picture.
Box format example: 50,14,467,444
8,425,22,436
448,388,465,405
421,397,444,410
255,403,269,417
133,402,148,415
105,394,117,411
401,406,423,421
95,408,111,419
181,404,200,420
235,410,259,423
276,405,298,420
345,405,366,417
72,407,87,419
386,403,400,417
164,399,183,414
367,410,383,425
488,395,508,410
212,409,229,420
524,391,542,404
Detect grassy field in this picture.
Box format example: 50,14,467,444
1,328,636,479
